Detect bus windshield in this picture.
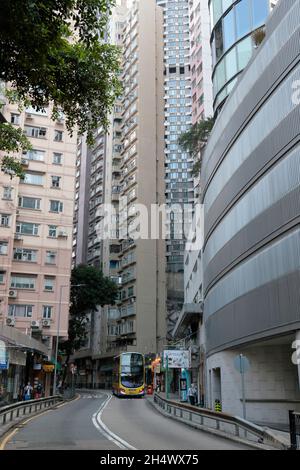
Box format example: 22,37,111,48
120,353,144,388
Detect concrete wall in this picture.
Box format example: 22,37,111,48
207,342,300,426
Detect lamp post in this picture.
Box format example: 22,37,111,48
53,283,85,396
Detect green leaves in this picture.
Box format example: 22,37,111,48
61,264,118,356
0,0,120,143
0,122,31,178
178,118,215,176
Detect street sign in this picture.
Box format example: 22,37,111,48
234,354,250,374
234,354,250,420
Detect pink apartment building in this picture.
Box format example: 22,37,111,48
0,97,76,365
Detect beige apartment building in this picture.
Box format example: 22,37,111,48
0,96,77,364
73,0,167,386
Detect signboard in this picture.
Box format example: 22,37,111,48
0,340,9,370
163,350,190,369
43,364,55,373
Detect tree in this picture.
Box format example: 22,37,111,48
0,122,31,178
60,264,118,381
0,0,121,148
178,118,215,176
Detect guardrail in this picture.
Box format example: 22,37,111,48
0,396,62,427
153,393,288,449
289,410,300,450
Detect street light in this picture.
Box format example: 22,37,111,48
53,283,85,396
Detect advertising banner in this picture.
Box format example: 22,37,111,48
163,350,190,369
0,340,9,370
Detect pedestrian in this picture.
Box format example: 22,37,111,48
188,383,197,406
156,378,161,393
35,381,43,399
57,379,63,394
23,382,33,401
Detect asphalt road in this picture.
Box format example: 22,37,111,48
2,391,251,450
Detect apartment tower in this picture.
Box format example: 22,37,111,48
0,96,77,386
72,0,166,386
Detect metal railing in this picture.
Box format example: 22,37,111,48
0,396,62,426
289,410,300,450
153,393,288,449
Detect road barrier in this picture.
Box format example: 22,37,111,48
289,410,300,450
0,396,62,427
153,393,288,449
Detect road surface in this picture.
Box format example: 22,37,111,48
2,391,251,450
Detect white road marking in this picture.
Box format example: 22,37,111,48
92,393,136,450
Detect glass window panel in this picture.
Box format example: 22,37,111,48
223,8,235,51
216,59,226,91
222,0,232,13
214,21,224,60
236,0,251,39
237,36,253,70
225,47,238,81
252,0,269,30
213,0,223,25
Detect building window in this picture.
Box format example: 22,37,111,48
16,222,39,236
0,271,4,283
8,304,33,318
48,225,57,238
0,241,8,255
49,200,63,213
46,251,56,264
22,172,43,185
51,176,61,188
3,186,13,200
44,277,55,292
54,130,63,142
42,306,53,319
10,113,20,125
23,149,45,162
53,153,63,165
0,214,10,227
10,275,36,289
24,126,47,138
18,196,41,210
13,248,37,262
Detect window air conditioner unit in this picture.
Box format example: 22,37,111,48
21,158,29,166
8,289,17,298
6,317,15,326
25,113,33,119
58,231,68,238
42,319,51,328
14,233,22,240
31,320,40,329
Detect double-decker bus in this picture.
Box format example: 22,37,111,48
112,352,145,397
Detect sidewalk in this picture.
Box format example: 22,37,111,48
146,392,291,450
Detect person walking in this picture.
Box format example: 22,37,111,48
23,382,33,401
188,383,197,406
35,381,43,399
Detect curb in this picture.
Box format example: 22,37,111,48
146,397,280,451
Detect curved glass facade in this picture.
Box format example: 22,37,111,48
209,0,271,112
202,0,300,355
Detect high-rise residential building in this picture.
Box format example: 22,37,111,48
209,0,278,114
189,0,214,125
0,97,77,391
72,0,129,381
73,0,166,386
155,0,194,338
202,0,300,425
